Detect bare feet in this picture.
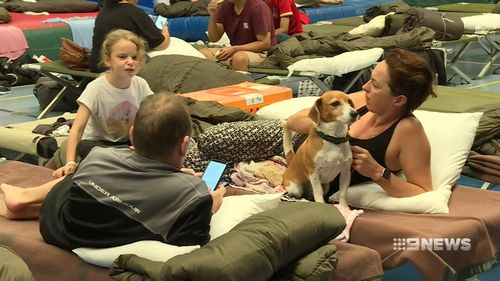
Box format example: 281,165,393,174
0,183,29,212
0,193,14,219
0,185,41,220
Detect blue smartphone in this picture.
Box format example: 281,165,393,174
155,15,168,29
202,160,227,191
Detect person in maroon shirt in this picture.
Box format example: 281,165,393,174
200,0,276,71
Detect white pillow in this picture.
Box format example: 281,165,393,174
210,193,283,240
348,13,393,37
256,96,318,120
287,48,383,76
148,37,206,59
72,240,200,268
332,110,482,214
462,14,500,33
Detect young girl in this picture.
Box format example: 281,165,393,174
53,29,153,178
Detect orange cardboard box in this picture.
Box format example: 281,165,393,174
181,82,292,113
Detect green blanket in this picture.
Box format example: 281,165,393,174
110,202,346,281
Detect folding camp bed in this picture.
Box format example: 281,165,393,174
23,61,99,119
0,112,75,162
433,30,500,82
249,30,384,95
428,3,499,80
302,22,355,36
322,11,499,83
431,3,496,13
475,32,500,79
279,27,373,94
329,15,365,26
421,85,500,112
404,0,495,8
432,35,483,84
249,63,373,94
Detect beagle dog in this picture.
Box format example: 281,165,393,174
281,91,358,205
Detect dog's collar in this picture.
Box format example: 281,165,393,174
314,128,349,144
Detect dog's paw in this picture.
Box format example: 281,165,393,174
313,195,326,203
338,199,348,207
327,194,338,204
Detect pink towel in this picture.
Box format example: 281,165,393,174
0,26,29,60
334,204,364,242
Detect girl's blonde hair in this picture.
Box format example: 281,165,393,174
100,29,148,69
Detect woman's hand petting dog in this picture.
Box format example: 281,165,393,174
351,146,384,182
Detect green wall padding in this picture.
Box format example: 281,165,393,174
23,26,73,61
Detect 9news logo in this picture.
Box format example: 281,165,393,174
393,237,471,251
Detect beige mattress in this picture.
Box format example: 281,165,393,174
0,112,75,157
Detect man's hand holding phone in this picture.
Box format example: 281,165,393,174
202,160,227,191
210,186,226,213
202,160,227,213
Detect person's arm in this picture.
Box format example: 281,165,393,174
207,0,225,42
181,168,226,213
351,118,433,197
274,0,294,36
216,32,272,61
286,108,312,134
153,25,171,50
210,186,226,213
52,105,91,178
275,16,291,35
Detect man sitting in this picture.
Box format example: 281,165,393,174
200,0,276,71
1,94,226,250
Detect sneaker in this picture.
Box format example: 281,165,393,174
0,81,11,95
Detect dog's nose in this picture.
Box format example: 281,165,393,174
350,110,359,119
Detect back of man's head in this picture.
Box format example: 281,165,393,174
133,93,192,161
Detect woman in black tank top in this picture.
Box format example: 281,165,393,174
288,48,437,198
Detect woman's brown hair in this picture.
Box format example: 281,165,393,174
384,48,437,114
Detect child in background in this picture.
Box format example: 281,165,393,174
264,0,305,42
53,29,154,178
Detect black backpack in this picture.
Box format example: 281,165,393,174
0,53,40,86
33,77,81,112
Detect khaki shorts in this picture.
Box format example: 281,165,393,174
207,48,266,67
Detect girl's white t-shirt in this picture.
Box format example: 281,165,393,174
77,75,154,142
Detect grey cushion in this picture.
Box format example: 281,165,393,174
198,120,284,163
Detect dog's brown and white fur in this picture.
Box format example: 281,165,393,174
282,91,358,205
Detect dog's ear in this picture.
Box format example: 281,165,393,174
308,97,322,124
